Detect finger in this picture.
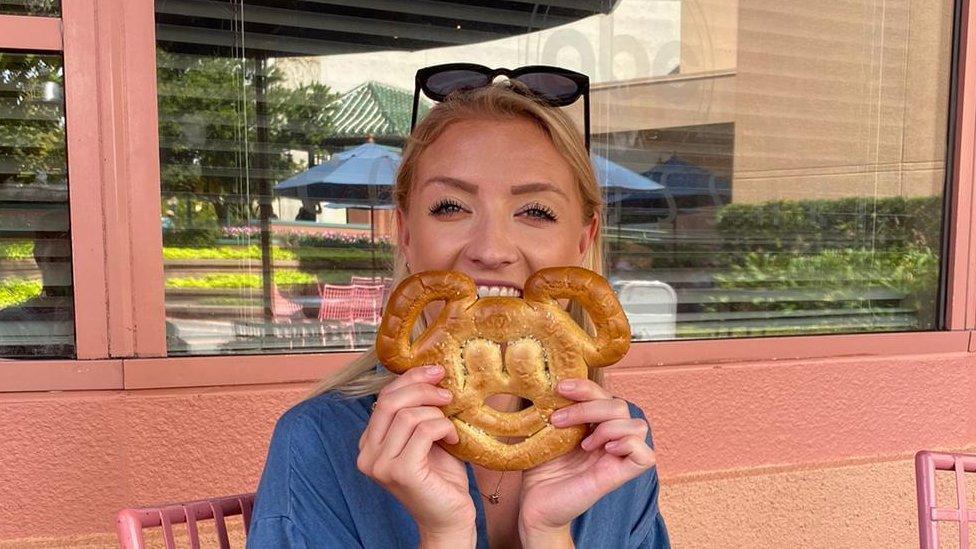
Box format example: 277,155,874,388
579,418,648,451
604,435,656,469
555,378,613,401
396,417,459,466
374,406,446,463
378,364,447,397
369,381,453,449
550,397,630,427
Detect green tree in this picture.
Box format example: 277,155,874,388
156,50,340,226
0,53,65,188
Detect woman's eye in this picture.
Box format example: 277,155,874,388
519,203,558,222
428,199,466,217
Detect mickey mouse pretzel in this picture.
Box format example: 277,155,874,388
375,266,630,471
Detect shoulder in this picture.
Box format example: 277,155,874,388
273,390,375,442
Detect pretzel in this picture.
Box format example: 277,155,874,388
375,267,630,471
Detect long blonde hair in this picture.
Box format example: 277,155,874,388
307,81,606,399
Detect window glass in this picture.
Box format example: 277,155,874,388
0,0,59,16
155,0,952,354
0,52,72,358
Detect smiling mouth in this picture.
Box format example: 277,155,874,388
476,285,523,298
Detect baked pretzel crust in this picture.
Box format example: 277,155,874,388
375,267,630,471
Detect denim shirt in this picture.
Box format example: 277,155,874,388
247,388,670,548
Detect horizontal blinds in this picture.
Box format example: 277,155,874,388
0,51,73,359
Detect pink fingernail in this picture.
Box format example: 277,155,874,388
425,365,443,376
605,441,619,450
551,410,567,423
558,380,576,391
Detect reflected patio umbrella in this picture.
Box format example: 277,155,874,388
591,153,664,244
275,142,399,273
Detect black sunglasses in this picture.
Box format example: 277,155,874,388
410,63,591,151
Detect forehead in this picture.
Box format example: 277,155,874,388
412,118,577,197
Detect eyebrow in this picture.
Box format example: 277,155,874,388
423,176,569,199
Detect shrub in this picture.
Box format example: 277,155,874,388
162,227,221,247
715,196,942,253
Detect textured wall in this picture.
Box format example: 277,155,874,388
0,351,973,547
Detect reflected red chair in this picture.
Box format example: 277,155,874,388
116,492,254,549
271,283,304,322
318,283,355,347
916,450,976,548
351,283,384,325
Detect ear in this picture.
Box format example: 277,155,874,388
577,212,599,258
396,206,410,248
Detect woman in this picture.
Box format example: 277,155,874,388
247,80,670,548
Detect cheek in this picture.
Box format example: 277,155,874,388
408,218,463,267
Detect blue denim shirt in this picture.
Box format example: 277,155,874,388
247,388,670,548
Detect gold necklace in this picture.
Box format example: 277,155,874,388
483,470,505,505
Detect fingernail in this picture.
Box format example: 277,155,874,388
437,388,452,399
605,441,619,450
425,365,443,376
558,380,576,391
551,410,567,423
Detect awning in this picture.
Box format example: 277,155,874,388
155,0,622,57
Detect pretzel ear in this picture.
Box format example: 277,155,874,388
523,267,630,368
375,271,478,373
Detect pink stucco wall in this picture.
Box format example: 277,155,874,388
1,350,973,547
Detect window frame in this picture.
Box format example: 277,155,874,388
0,0,974,392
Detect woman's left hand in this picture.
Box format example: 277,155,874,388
517,378,657,543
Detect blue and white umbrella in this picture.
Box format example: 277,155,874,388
591,152,664,193
274,142,400,272
274,142,400,203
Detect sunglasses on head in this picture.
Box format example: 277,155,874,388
410,63,591,151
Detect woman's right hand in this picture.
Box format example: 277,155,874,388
357,364,476,545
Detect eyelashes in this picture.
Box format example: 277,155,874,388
428,198,465,216
520,202,558,221
427,198,558,222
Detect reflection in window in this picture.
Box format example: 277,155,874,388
155,0,952,354
0,0,59,16
0,52,72,358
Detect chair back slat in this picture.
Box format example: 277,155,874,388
211,501,231,549
916,451,976,549
159,509,177,549
116,493,255,549
185,509,201,549
240,494,254,533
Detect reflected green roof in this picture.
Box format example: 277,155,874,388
331,81,431,140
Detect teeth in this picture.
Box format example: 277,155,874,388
476,285,523,298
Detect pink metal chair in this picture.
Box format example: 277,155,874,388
351,283,384,325
318,283,355,347
916,450,976,548
116,492,254,549
271,283,304,322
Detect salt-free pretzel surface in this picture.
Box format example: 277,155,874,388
374,266,631,471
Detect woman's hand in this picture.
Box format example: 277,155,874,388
357,365,476,547
518,379,657,543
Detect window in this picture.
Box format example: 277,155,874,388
155,0,953,355
0,0,59,16
0,52,72,358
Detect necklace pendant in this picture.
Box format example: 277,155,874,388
487,493,500,505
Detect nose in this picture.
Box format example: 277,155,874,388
463,211,519,270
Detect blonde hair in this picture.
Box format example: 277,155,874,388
307,81,605,399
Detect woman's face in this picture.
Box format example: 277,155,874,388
398,116,598,311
